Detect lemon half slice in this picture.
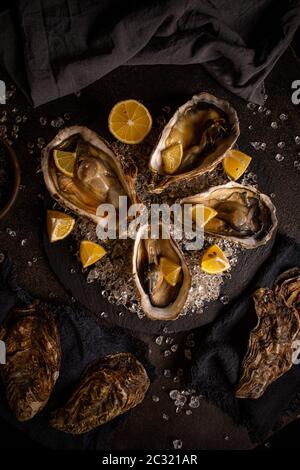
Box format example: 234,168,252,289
223,149,252,181
108,99,152,144
201,244,230,274
53,149,77,177
160,257,182,286
47,210,75,243
80,240,107,268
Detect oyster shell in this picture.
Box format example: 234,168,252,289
181,182,277,248
236,268,300,399
0,301,60,421
132,224,191,320
50,352,149,434
42,126,137,227
149,93,239,192
274,267,300,311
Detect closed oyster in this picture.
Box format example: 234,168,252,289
181,182,277,248
149,93,239,192
236,269,300,399
0,301,60,421
132,224,191,320
274,267,300,311
50,352,149,434
42,126,137,227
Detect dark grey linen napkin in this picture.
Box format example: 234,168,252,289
1,0,300,106
0,255,154,449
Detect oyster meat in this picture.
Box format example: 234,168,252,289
50,352,150,434
42,126,137,226
181,182,277,248
132,224,191,320
0,301,61,421
236,268,300,399
149,93,239,192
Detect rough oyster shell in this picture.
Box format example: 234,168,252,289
149,93,239,192
132,224,191,320
50,352,149,434
0,301,60,421
180,182,277,248
274,267,300,311
42,126,138,226
236,268,300,399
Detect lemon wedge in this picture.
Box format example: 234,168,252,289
223,149,252,181
201,244,230,274
160,257,182,286
47,210,75,243
161,142,183,174
191,205,218,228
53,149,77,177
108,99,152,144
80,240,107,268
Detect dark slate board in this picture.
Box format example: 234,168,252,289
40,72,280,335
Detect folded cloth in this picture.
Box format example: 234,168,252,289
1,0,300,106
190,234,300,442
0,255,153,450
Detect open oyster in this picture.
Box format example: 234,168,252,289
42,126,137,227
149,93,239,192
50,352,149,434
181,182,277,248
132,224,191,320
0,301,61,421
236,268,300,399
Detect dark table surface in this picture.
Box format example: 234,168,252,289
0,47,300,450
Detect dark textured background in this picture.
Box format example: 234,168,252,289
0,45,300,449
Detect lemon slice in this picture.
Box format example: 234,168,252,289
223,149,252,181
108,99,152,144
53,149,77,177
161,142,183,174
80,240,107,268
47,210,75,243
191,205,218,228
201,244,230,274
160,257,182,286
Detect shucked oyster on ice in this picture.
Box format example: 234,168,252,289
132,224,191,320
0,301,60,421
149,93,239,192
42,126,137,227
236,268,300,399
50,352,150,434
181,182,277,248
